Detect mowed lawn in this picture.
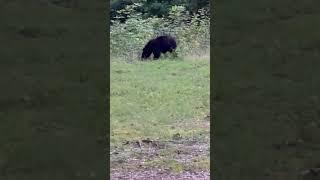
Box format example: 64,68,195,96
111,57,210,145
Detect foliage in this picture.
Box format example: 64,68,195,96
110,0,210,20
110,3,210,61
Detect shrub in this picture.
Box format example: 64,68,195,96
110,3,210,61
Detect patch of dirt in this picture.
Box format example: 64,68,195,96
111,132,210,179
111,169,209,180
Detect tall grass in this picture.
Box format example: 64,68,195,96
110,3,210,61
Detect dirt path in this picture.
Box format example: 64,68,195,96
111,120,210,180
111,169,209,180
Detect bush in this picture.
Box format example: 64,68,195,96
110,3,210,61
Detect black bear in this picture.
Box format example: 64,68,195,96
141,35,177,60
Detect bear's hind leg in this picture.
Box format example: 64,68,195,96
153,50,161,60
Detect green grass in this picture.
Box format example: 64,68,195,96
110,57,210,145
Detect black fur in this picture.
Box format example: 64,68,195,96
141,35,177,60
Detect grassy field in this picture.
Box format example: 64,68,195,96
111,57,210,144
110,56,210,178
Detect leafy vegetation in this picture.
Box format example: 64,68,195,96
111,0,210,20
110,2,210,60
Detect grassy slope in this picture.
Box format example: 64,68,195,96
110,57,210,176
214,0,320,179
111,57,210,145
